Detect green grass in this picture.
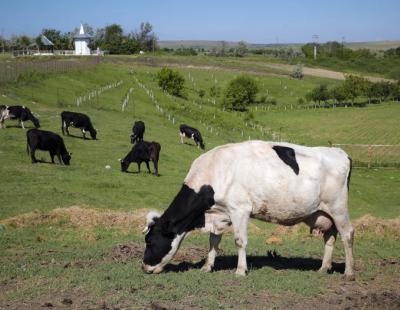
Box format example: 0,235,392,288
0,59,399,308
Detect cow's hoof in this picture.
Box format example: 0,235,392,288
344,274,355,281
318,265,331,273
235,268,248,276
201,265,213,273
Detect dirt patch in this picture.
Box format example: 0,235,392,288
353,214,400,238
109,241,207,265
268,215,400,239
0,206,152,232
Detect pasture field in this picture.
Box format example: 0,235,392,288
0,59,399,309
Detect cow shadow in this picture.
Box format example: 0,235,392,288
164,255,345,274
123,170,161,177
64,134,98,140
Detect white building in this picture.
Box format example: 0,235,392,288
74,24,91,55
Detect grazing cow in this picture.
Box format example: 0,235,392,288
142,141,355,280
61,111,97,140
0,105,40,129
179,124,205,150
26,129,71,165
131,121,145,144
120,141,161,176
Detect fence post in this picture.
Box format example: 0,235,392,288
368,145,372,169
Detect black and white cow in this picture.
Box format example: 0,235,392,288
142,141,355,280
26,129,71,165
131,120,145,144
0,105,40,129
61,111,97,140
120,141,161,176
179,124,205,150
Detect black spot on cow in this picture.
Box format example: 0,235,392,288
272,145,299,175
347,156,352,191
143,184,215,266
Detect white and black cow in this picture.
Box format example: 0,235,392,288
61,111,97,140
131,120,145,144
120,141,161,176
27,129,71,165
179,124,205,150
0,105,40,129
142,141,355,280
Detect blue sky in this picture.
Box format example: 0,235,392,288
1,0,399,43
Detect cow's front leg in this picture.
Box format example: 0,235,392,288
201,233,222,272
20,120,25,129
231,210,250,276
145,161,151,173
30,149,37,163
50,151,55,164
82,129,86,139
179,133,184,144
137,162,141,173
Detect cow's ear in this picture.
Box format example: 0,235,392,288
142,211,161,234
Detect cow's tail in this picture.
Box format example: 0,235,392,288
347,156,352,191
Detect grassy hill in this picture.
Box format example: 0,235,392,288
0,59,399,308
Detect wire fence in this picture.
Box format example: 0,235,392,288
332,143,400,168
0,57,103,85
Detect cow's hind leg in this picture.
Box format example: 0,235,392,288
231,209,250,276
145,161,151,173
319,226,338,273
30,148,37,163
328,197,355,280
201,233,222,273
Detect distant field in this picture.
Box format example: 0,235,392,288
0,59,399,308
159,39,400,51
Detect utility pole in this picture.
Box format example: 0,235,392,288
312,34,319,60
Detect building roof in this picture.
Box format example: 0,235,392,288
74,24,92,40
41,35,54,46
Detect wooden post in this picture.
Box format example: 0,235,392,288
368,145,373,169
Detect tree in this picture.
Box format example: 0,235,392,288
102,24,124,54
223,75,259,111
307,84,330,104
157,67,185,97
343,75,367,105
133,22,158,52
235,41,248,57
330,85,348,104
16,35,32,51
40,29,69,49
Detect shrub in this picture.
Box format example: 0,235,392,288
198,89,205,98
223,75,259,111
291,63,304,79
209,85,221,98
157,67,185,97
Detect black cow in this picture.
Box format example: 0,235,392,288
131,121,145,144
179,124,205,150
0,105,40,129
26,129,71,165
61,111,97,140
120,141,161,176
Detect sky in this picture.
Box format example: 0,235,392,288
1,0,399,43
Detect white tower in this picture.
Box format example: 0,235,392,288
74,24,91,55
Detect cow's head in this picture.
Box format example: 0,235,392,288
62,152,72,165
90,129,97,140
142,211,185,274
32,117,40,129
120,158,129,172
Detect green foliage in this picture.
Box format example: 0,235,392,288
223,75,259,110
101,24,124,54
343,75,367,104
209,85,221,98
330,85,348,103
174,47,198,56
306,84,330,103
290,63,304,79
234,41,248,57
157,67,185,97
198,89,205,98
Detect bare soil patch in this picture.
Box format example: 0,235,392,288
0,206,151,232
